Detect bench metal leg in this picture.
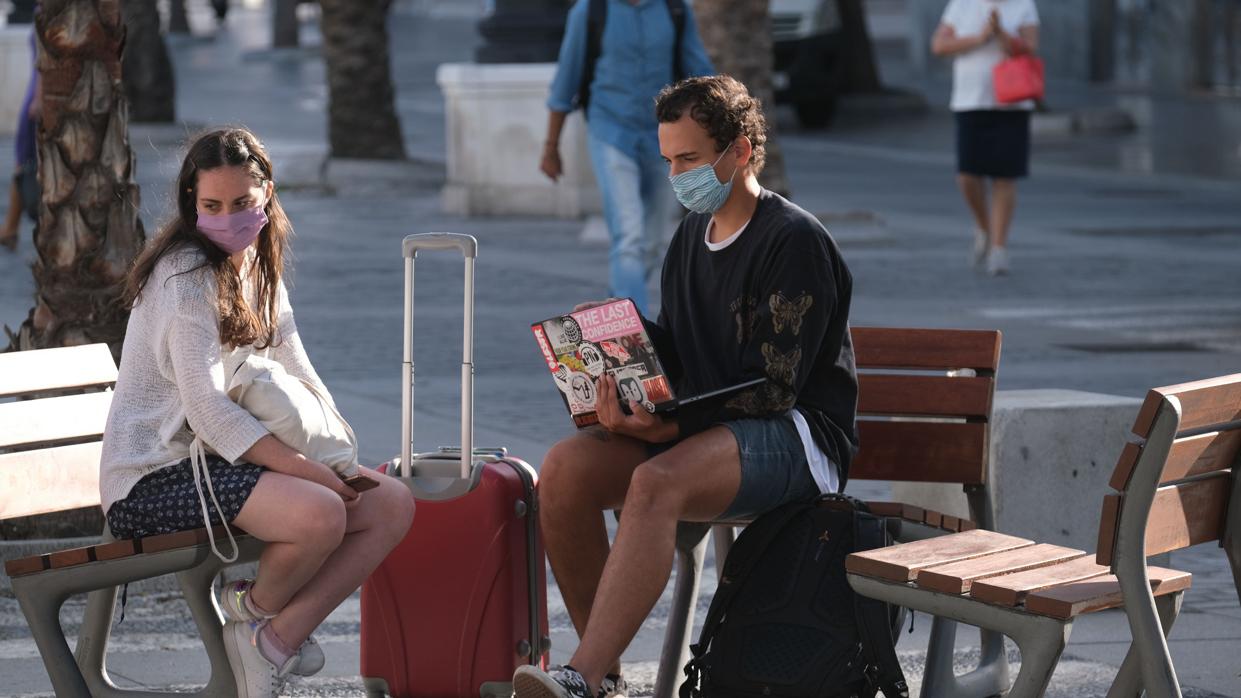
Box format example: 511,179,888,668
653,522,710,698
1106,591,1183,698
178,560,235,696
75,586,118,690
849,574,1071,698
14,584,92,696
920,617,1010,698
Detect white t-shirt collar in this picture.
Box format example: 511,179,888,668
704,218,752,251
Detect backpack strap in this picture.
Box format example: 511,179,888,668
852,511,910,698
666,0,686,82
578,0,607,113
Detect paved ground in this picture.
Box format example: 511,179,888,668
1,0,1239,696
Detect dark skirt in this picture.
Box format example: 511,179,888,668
955,109,1031,179
106,456,265,539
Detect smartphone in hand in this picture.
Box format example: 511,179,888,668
342,472,381,492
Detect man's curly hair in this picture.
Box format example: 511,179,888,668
655,75,768,174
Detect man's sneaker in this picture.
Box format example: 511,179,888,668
513,664,595,698
600,673,627,698
218,579,325,677
986,246,1010,276
971,228,990,267
222,620,295,698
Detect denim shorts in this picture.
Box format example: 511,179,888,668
650,416,822,520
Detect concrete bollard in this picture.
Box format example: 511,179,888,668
889,389,1143,552
436,62,600,219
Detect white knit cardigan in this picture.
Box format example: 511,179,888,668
99,246,332,514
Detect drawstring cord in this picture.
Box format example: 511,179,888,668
190,437,240,563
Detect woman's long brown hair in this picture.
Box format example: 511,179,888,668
123,128,293,350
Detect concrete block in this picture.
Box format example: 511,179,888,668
436,62,600,218
0,26,34,138
889,389,1142,552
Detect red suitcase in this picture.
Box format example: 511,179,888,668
360,233,549,698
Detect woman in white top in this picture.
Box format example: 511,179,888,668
101,128,414,697
932,0,1040,276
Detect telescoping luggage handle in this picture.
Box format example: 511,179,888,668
401,233,477,481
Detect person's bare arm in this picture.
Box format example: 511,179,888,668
931,22,991,57
540,110,569,181
241,434,359,501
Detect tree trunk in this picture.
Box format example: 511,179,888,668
837,0,882,93
691,0,789,196
6,0,146,358
121,0,176,122
273,0,299,48
319,0,406,159
169,0,191,34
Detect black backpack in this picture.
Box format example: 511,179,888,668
578,0,687,113
681,494,909,698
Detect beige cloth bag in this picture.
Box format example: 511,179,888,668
192,353,359,562
225,354,359,478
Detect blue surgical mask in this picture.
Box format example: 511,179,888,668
669,147,737,214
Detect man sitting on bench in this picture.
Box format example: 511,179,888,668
513,75,860,698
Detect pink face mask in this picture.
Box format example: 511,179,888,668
197,205,268,254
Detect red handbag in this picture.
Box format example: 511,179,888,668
993,54,1044,104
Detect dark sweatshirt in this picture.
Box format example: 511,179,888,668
649,189,860,487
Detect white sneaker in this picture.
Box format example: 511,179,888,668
219,580,325,676
986,247,1010,276
971,229,990,267
222,620,296,698
600,673,628,698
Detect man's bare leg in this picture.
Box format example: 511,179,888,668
539,428,649,677
567,426,742,691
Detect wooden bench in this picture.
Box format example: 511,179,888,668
846,373,1241,697
1,344,264,697
652,327,1008,698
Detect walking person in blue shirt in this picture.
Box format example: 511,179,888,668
540,0,714,314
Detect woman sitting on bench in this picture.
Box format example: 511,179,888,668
99,127,415,698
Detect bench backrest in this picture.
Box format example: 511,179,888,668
0,344,116,522
850,327,1002,486
1096,373,1241,567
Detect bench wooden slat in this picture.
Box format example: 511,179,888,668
1110,429,1241,491
970,556,1109,607
846,529,1033,582
48,547,94,569
1097,471,1232,566
916,544,1087,595
93,539,139,561
0,344,117,399
852,327,1002,372
3,555,49,577
852,421,988,484
0,442,104,519
1131,374,1241,438
0,392,112,450
858,375,994,419
1024,566,1192,620
4,526,248,578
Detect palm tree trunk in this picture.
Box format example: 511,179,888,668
6,0,146,358
691,0,790,196
837,0,882,93
121,0,176,122
319,0,406,159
